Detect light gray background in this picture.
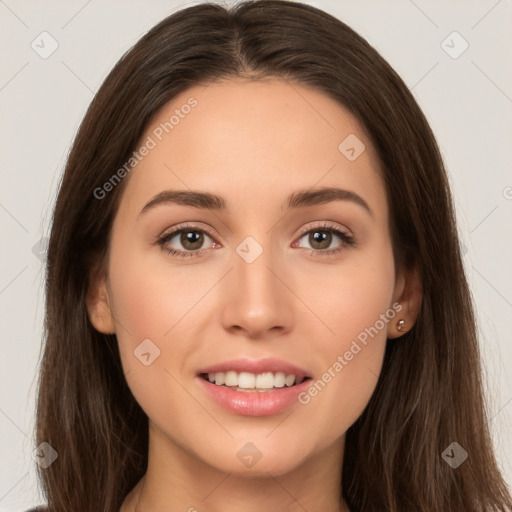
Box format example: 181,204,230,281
1,0,511,509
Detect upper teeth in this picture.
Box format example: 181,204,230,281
207,371,303,389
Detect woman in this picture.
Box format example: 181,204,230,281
30,1,511,511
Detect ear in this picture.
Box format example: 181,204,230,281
85,263,116,334
387,265,422,339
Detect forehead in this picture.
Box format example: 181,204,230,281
118,78,386,218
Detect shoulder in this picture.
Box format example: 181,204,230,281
24,507,47,512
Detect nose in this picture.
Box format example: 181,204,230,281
220,241,294,340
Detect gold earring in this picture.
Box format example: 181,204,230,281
397,319,406,332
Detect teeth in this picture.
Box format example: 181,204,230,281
206,371,304,390
274,372,285,388
224,371,238,387
238,372,256,388
285,374,295,386
256,372,274,388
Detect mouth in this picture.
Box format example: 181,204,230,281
195,358,314,416
198,371,312,392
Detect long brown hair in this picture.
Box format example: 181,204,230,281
36,1,512,511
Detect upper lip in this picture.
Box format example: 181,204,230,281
197,358,311,379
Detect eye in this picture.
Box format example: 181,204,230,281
293,222,356,256
155,221,356,259
156,224,217,258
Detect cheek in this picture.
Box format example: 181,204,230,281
106,242,199,392
107,246,200,433
303,236,396,346
296,239,396,438
107,240,208,347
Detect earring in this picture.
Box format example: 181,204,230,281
397,319,406,332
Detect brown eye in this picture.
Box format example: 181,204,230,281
157,226,217,258
307,230,333,250
179,230,205,250
295,225,354,255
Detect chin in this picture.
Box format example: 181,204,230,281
196,435,315,477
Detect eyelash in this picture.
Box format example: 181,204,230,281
155,222,356,259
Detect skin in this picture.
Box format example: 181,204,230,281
87,77,422,512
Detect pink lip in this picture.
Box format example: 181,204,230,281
196,358,313,417
196,375,312,416
197,357,311,380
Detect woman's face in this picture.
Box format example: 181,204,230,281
90,78,407,476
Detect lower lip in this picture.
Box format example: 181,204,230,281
196,376,312,416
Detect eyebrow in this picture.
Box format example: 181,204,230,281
138,187,373,218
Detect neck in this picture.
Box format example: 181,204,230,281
121,422,349,512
